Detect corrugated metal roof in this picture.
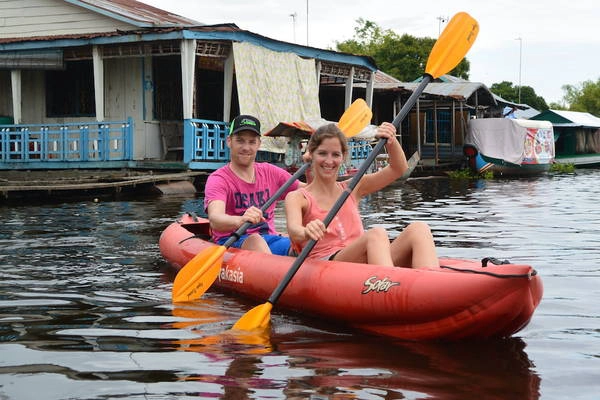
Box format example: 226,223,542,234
552,110,600,127
534,110,600,128
0,23,378,73
354,72,501,106
374,70,402,84
512,107,540,119
0,24,230,45
492,93,529,110
396,81,495,104
67,0,200,27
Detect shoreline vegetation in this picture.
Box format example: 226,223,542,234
446,162,576,180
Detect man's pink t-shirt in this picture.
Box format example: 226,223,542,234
203,163,299,243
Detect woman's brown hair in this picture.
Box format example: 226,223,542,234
306,123,349,157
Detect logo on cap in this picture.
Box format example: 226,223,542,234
229,115,261,136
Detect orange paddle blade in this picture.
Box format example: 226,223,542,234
426,12,479,79
338,98,372,137
232,302,272,331
172,246,225,302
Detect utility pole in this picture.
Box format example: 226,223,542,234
306,0,309,46
290,12,297,43
515,37,523,103
436,16,448,36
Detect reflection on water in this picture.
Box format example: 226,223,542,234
1,171,600,399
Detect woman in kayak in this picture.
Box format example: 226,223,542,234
285,122,438,268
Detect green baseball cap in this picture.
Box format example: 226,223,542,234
229,115,261,136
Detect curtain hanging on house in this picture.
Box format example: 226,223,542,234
232,42,321,153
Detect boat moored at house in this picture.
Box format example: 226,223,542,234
464,118,555,176
530,109,600,167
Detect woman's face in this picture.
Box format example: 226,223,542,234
311,137,344,179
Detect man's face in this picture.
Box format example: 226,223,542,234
227,131,261,167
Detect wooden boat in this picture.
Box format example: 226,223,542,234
160,213,543,341
464,118,555,176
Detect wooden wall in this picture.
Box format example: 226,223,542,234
0,0,135,39
406,110,470,147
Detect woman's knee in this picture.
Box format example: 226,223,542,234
406,221,433,236
406,221,431,234
366,226,390,241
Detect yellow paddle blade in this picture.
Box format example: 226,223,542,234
338,98,373,137
426,12,479,79
232,302,272,331
172,246,225,302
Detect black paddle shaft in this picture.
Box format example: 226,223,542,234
222,162,310,248
266,75,432,305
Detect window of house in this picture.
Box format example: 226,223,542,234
425,109,451,144
46,60,95,117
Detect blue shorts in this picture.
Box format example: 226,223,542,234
217,234,291,256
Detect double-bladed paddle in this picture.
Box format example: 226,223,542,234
232,11,479,331
172,98,373,302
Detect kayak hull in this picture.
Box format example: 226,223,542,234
160,213,543,340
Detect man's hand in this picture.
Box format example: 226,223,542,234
241,206,265,225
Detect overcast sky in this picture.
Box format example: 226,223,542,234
142,0,599,106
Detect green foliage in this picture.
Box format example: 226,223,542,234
561,78,600,117
489,81,548,110
549,163,576,173
548,101,568,110
446,168,493,180
336,19,470,82
481,170,495,179
335,19,600,114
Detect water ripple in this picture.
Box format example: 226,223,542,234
1,173,600,399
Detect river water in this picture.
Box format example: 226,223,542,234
1,169,599,399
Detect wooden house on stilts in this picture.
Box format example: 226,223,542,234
0,0,377,174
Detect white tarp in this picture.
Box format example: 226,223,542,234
466,118,554,165
232,42,321,153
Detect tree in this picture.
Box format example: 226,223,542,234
489,81,516,101
560,78,600,117
489,81,548,111
548,101,568,110
336,19,470,82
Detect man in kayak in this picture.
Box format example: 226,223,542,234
204,114,304,255
285,122,439,268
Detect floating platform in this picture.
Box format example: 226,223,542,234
0,170,207,203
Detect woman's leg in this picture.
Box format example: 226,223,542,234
333,227,394,266
390,222,438,268
241,233,272,254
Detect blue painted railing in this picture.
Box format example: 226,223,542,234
183,118,374,171
0,118,133,164
183,118,229,165
184,118,283,170
0,117,374,172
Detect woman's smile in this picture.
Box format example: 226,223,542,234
312,137,344,178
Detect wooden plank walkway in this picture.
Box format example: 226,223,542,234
0,170,208,200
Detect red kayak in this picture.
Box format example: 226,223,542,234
160,213,543,341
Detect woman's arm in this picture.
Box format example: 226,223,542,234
355,122,408,198
285,190,326,242
285,190,310,243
